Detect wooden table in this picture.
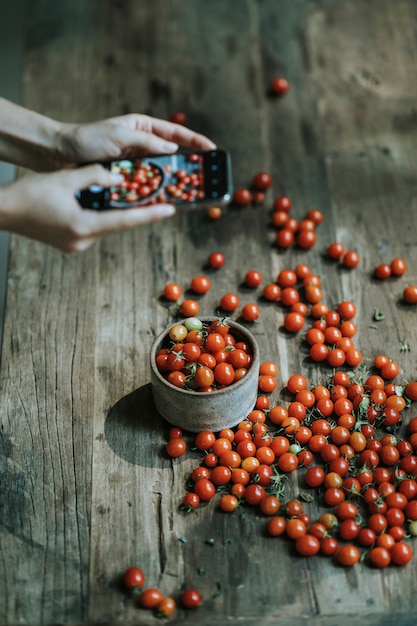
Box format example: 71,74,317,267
1,1,417,625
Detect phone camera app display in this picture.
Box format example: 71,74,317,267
109,153,205,208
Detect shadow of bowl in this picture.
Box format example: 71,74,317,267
104,383,171,469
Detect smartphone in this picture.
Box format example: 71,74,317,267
77,149,233,210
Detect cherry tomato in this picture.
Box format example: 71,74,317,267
253,172,272,190
320,536,339,556
263,283,281,301
168,427,183,439
374,263,391,279
275,228,294,248
194,366,215,389
166,438,187,458
327,242,345,259
267,516,287,536
258,374,277,393
297,229,317,249
233,188,252,206
274,196,292,211
285,518,307,540
194,479,216,501
208,206,222,220
140,588,164,609
369,547,391,568
219,494,239,512
390,257,407,276
181,589,202,609
405,382,417,401
123,566,145,591
336,544,360,566
169,111,187,124
241,303,261,322
342,250,360,268
390,541,413,566
277,452,299,473
164,283,182,302
180,299,200,317
208,251,225,269
214,362,235,386
270,77,290,95
183,492,201,510
156,597,176,617
190,275,211,294
403,285,417,303
305,466,325,488
220,293,240,312
245,270,263,287
260,495,281,516
295,534,320,556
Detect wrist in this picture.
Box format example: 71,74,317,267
0,98,65,171
0,183,17,231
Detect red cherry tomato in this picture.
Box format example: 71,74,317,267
233,188,252,206
169,111,187,124
252,172,272,191
270,77,290,95
181,589,202,608
123,566,145,591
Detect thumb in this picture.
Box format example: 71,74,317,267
67,163,123,190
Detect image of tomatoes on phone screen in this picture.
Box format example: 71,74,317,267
77,149,232,211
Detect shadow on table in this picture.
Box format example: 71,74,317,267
104,383,171,469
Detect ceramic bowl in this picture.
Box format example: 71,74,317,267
150,317,260,432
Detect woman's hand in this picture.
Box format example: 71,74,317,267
56,113,216,167
0,165,175,253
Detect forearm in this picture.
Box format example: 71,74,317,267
0,98,68,171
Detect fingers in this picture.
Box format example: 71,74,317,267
80,203,176,237
116,126,179,155
117,114,217,152
66,163,123,189
141,116,217,151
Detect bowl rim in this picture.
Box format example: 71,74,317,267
150,316,260,396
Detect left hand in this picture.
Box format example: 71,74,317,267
56,114,216,166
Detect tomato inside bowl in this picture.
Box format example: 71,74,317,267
109,159,166,207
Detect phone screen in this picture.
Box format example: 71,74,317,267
108,153,206,208
78,150,232,210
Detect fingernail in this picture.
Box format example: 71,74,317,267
162,141,178,152
110,173,124,182
157,204,176,217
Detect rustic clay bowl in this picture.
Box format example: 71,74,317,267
150,316,260,432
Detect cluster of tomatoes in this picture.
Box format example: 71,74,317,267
156,171,417,568
163,153,205,205
110,160,164,205
271,197,325,250
122,566,202,617
155,317,254,391
171,364,417,568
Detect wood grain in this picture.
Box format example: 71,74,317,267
1,1,417,625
